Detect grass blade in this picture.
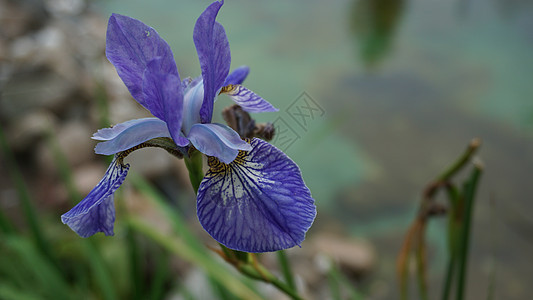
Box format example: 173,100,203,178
455,160,483,300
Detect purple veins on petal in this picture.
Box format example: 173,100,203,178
188,123,252,164
194,0,231,124
220,85,278,113
61,155,130,238
223,65,250,86
106,13,179,112
197,138,316,253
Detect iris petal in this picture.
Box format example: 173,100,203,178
197,138,316,252
94,118,171,155
142,58,189,146
182,79,205,135
223,65,250,86
61,155,129,237
106,14,179,116
194,0,231,123
221,85,278,113
188,123,251,164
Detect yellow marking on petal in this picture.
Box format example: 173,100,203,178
219,84,239,95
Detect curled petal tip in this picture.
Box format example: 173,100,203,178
220,85,278,113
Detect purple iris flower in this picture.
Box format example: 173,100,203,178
61,0,316,253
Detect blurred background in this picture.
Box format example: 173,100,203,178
1,0,533,299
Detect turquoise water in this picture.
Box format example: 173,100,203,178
97,0,533,298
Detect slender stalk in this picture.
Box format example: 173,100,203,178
415,222,429,300
277,250,297,292
456,162,483,300
442,256,456,300
442,184,461,300
436,138,481,181
236,262,303,300
184,149,204,193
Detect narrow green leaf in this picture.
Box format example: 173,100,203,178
455,162,483,300
277,250,297,292
0,126,55,265
5,237,71,300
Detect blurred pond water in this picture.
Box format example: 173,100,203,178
97,0,533,298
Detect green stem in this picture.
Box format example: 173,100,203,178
442,184,461,300
436,138,481,181
217,244,302,300
277,250,297,292
456,161,483,300
184,149,204,193
237,263,303,300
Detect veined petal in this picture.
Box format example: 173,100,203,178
223,65,250,86
142,58,189,146
188,123,251,164
94,118,171,155
220,85,278,113
194,0,231,123
61,155,129,237
106,14,179,111
197,138,316,252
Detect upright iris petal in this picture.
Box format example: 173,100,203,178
197,138,316,252
224,65,250,86
61,155,130,237
106,13,179,113
194,0,231,124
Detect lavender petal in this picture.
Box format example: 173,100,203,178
188,123,251,164
94,118,171,155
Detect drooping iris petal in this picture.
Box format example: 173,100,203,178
94,118,171,155
197,138,316,252
194,0,231,123
223,65,250,86
92,118,155,141
142,58,189,146
182,79,205,135
106,13,179,117
61,155,130,237
188,123,251,164
220,85,278,113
